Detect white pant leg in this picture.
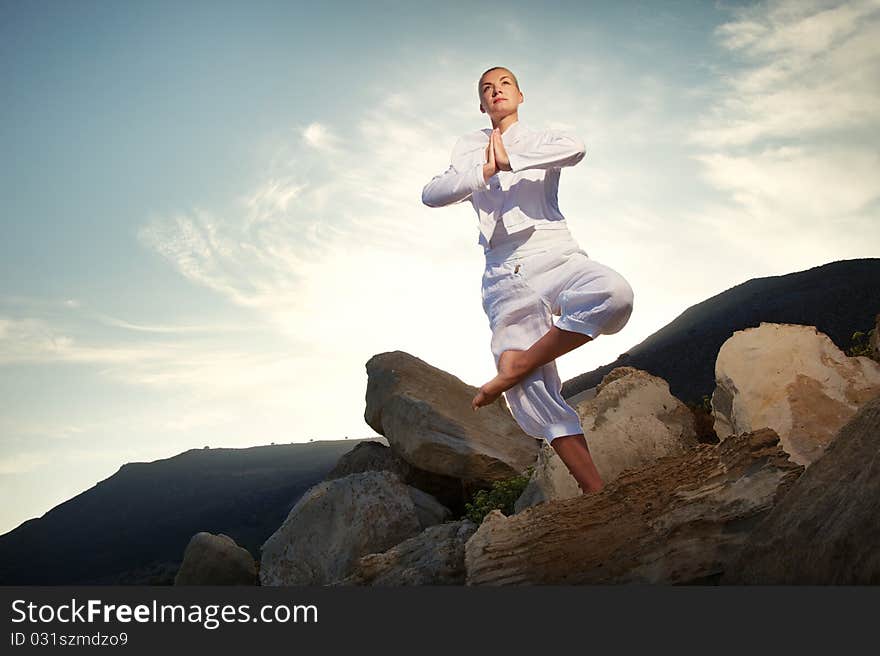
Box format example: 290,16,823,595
522,247,635,340
481,259,585,443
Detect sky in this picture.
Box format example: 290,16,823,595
1,0,878,536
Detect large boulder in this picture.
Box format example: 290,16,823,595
331,519,478,586
174,532,257,586
364,351,539,483
722,394,880,584
516,367,698,509
712,322,880,465
260,470,450,586
464,427,802,585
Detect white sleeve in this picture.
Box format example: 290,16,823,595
421,160,489,207
507,129,586,173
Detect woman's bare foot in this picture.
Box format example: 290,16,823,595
471,349,532,410
579,481,605,495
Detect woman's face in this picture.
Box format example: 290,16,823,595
479,70,522,116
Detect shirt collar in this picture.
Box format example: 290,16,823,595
481,119,525,143
502,119,523,140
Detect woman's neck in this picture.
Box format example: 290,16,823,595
493,113,519,134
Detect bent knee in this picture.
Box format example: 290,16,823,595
611,273,634,310
602,275,634,334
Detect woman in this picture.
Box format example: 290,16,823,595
421,66,634,494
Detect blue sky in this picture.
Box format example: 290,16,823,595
1,0,878,535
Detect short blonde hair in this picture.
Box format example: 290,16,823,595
478,67,520,100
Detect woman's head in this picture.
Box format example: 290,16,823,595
478,66,523,120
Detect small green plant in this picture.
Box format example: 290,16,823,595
684,394,712,414
846,326,877,361
684,394,720,444
461,466,535,524
698,394,712,413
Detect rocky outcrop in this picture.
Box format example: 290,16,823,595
464,428,802,585
516,367,699,509
174,532,257,585
364,351,539,483
331,519,478,586
722,394,880,584
260,470,450,586
258,314,880,587
712,323,880,466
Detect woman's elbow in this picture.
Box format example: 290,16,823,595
421,187,439,207
572,138,586,165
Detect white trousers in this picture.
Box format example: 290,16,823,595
480,229,634,443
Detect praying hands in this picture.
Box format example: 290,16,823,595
483,127,512,182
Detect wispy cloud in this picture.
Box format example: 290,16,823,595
692,145,880,220
302,121,341,152
134,70,497,358
2,66,505,425
0,295,83,311
0,313,311,394
90,314,254,334
685,0,880,256
692,0,880,147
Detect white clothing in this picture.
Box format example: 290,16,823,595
486,217,581,264
481,227,634,443
422,120,634,443
420,120,586,246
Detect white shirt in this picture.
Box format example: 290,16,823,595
484,218,581,264
421,119,586,247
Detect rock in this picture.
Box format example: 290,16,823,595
514,442,577,511
578,366,700,477
722,394,880,584
331,519,478,586
174,532,257,585
259,470,450,586
515,367,699,510
464,428,802,585
325,440,471,513
712,322,880,466
325,440,408,480
407,486,452,529
364,351,539,483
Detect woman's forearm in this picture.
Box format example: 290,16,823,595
507,130,586,172
421,161,490,207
